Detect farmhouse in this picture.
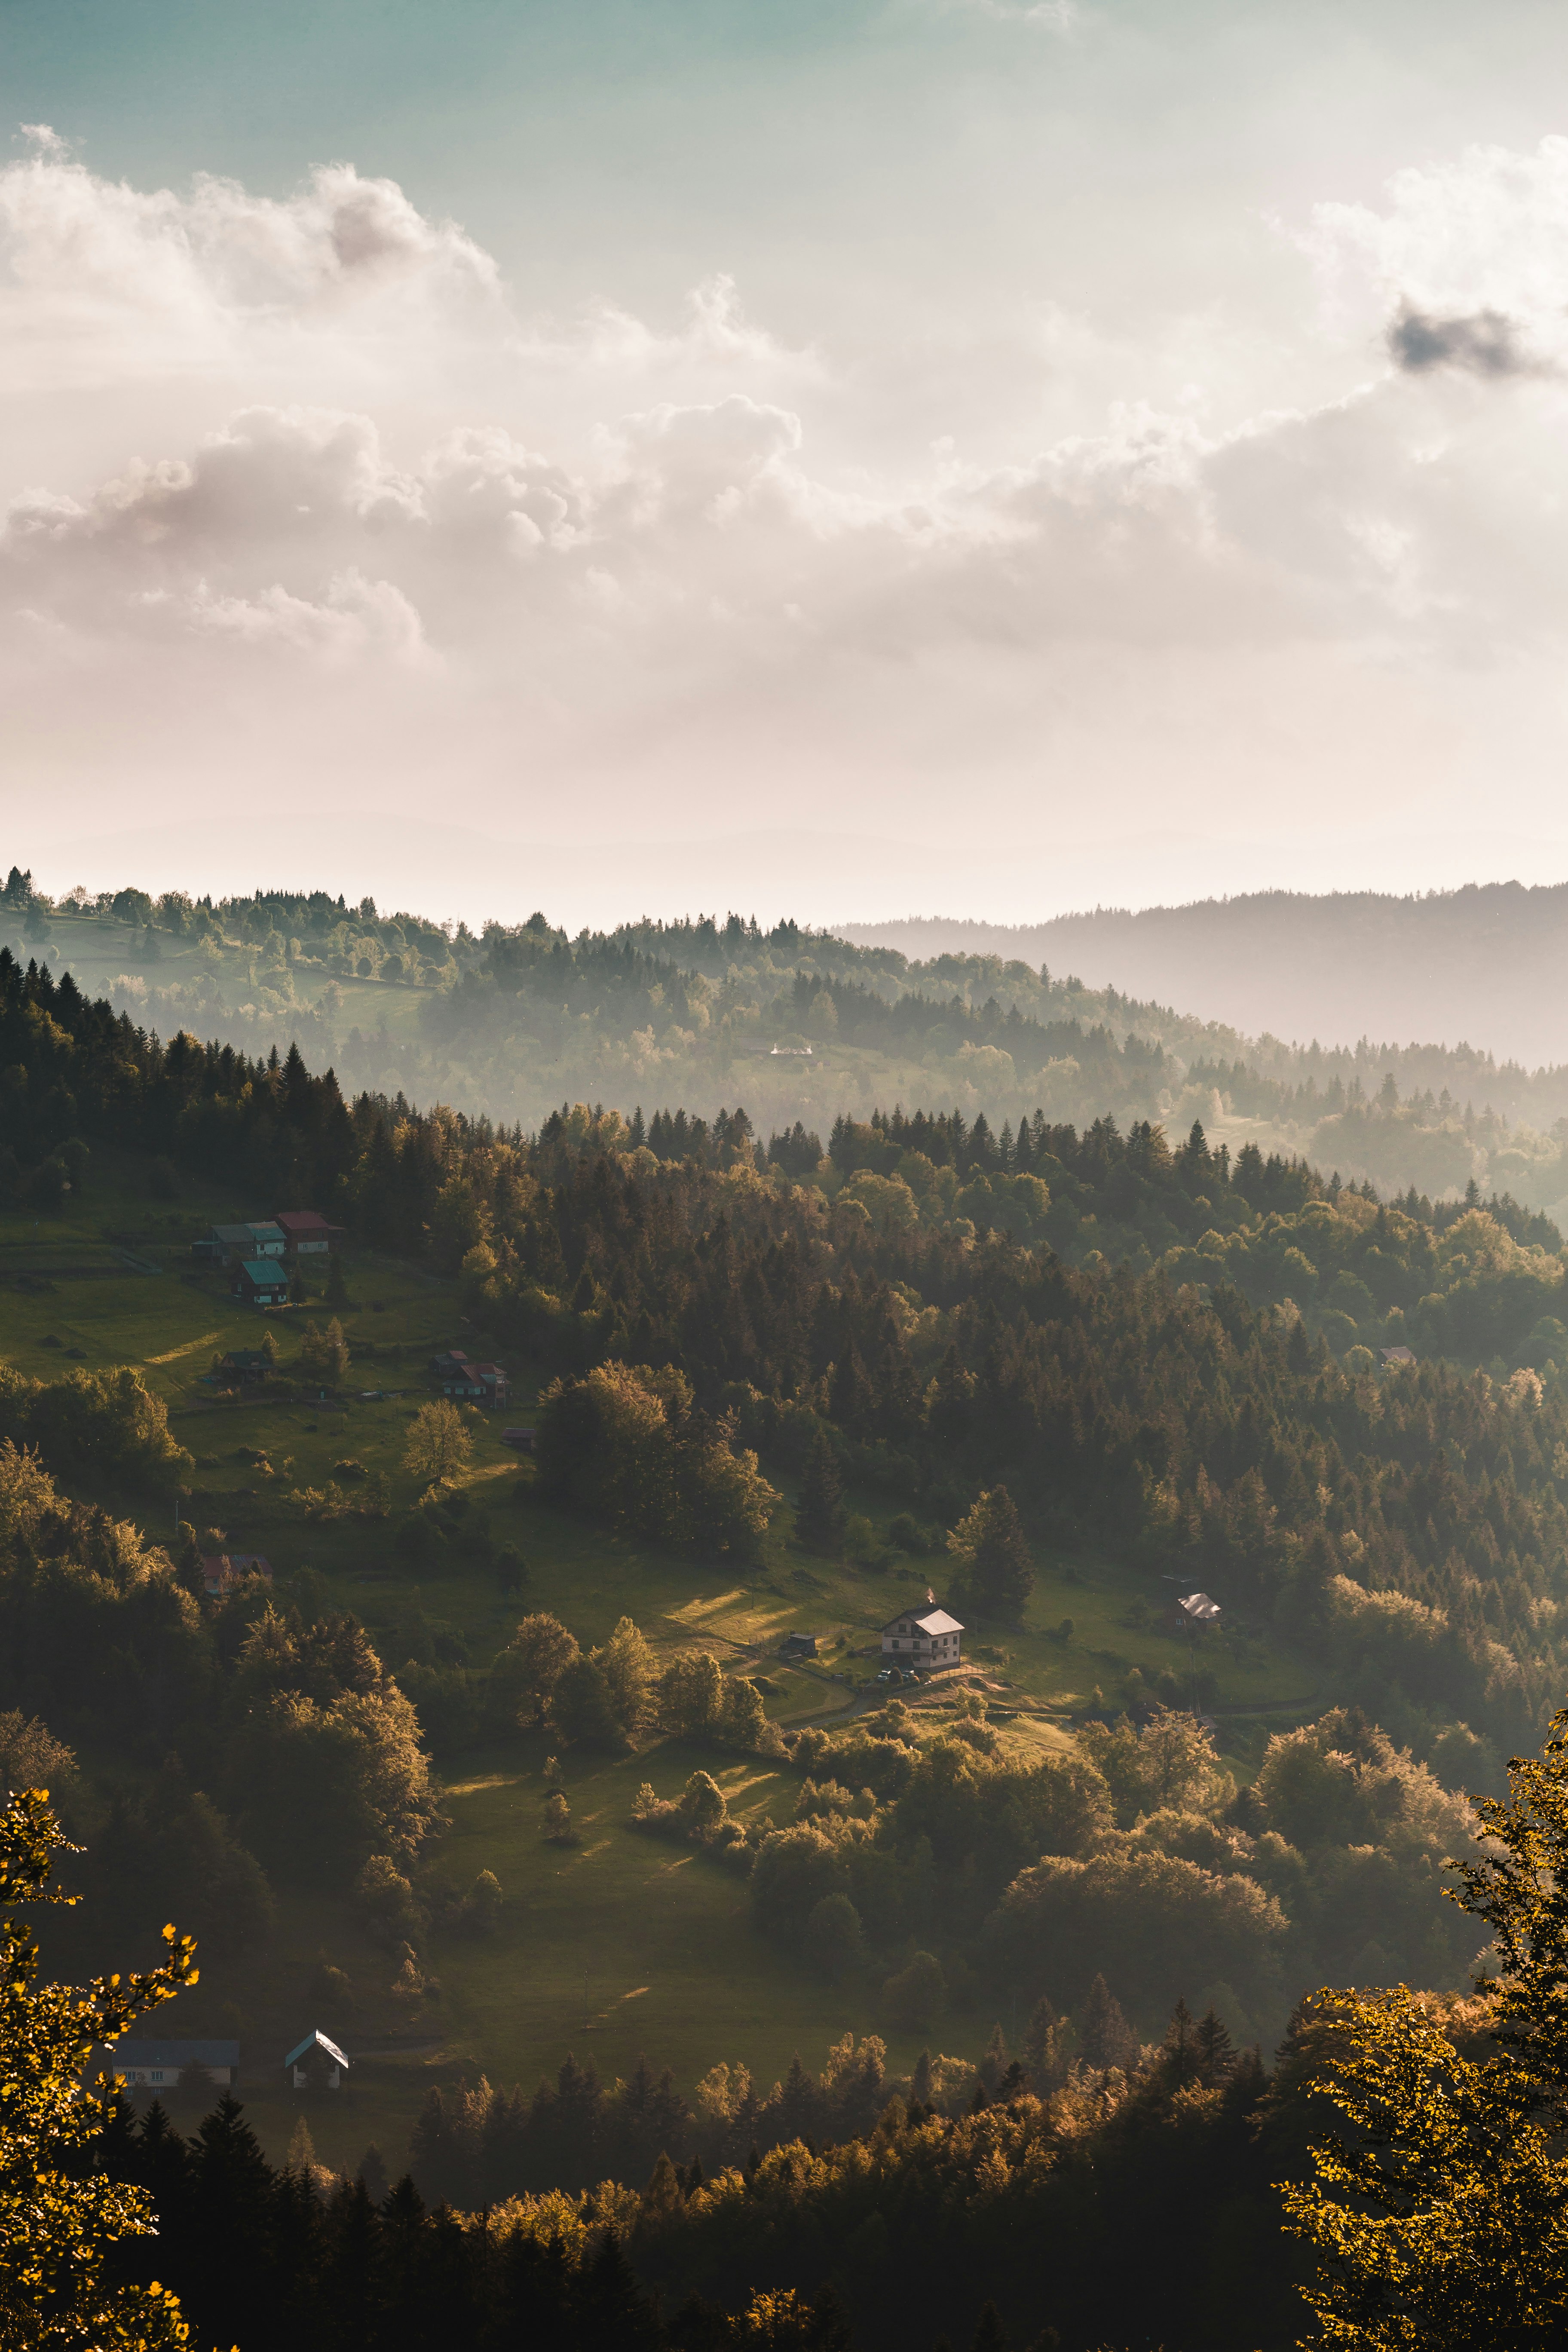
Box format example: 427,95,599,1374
233,1257,289,1308
210,1222,256,1262
217,1348,272,1387
285,2029,350,2090
274,1209,339,1257
431,1348,510,1405
245,1221,287,1257
108,2038,239,2091
880,1600,963,1669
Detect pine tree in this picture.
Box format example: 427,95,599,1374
1193,2007,1235,2086
1022,1994,1067,2092
946,1486,1035,1624
796,1430,847,1554
970,2302,1009,2352
1078,1974,1137,2073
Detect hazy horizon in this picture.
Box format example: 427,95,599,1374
8,2,1568,912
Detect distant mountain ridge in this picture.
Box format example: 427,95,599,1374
839,882,1568,1069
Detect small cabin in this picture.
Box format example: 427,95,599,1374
234,1258,289,1308
1164,1589,1222,1635
502,1427,537,1452
285,2029,350,2091
217,1348,271,1387
880,1603,963,1669
431,1348,508,1405
781,1631,819,1660
246,1221,288,1258
109,2038,239,2092
274,1209,338,1257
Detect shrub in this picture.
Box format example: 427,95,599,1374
882,1950,947,2030
804,1893,867,1981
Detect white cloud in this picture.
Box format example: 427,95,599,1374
6,133,1568,910
1299,136,1568,371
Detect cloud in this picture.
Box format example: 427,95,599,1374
7,134,1568,898
1386,304,1536,377
1301,136,1568,376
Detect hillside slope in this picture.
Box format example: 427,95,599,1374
841,883,1568,1068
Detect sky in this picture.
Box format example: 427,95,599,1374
6,0,1568,931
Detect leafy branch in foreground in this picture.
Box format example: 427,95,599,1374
0,1785,199,2349
1283,1701,1568,2347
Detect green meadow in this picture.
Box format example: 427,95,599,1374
0,1158,1327,2170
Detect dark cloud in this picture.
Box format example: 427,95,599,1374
1387,302,1535,377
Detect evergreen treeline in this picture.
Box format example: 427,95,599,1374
83,1993,1357,2351
16,873,1568,1204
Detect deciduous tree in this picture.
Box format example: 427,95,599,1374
0,1786,199,2349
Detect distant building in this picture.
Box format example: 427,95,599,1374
430,1349,508,1405
234,1257,289,1308
285,2029,350,2090
210,1222,256,1262
880,1602,963,1669
245,1222,287,1258
201,1553,273,1598
1174,1590,1222,1626
217,1349,272,1387
781,1631,819,1660
274,1210,339,1258
502,1427,537,1452
107,2038,239,2091
1381,1345,1417,1368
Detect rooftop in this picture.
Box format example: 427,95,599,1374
881,1605,964,1636
107,2039,239,2066
285,2029,349,2071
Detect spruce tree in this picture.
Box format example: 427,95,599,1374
1078,1973,1137,2073
796,1430,847,1554
947,1486,1035,1624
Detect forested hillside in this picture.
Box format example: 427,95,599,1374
844,882,1568,1072
7,941,1568,2347
6,939,1568,1773
10,868,1568,1212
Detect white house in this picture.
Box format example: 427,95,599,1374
880,1598,963,1669
285,2028,351,2089
107,2038,239,2091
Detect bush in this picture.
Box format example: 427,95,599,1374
463,1868,503,1935
882,1950,946,2030
804,1892,867,1981
355,1854,426,1952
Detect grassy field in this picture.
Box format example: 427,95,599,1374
0,1160,1329,2171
